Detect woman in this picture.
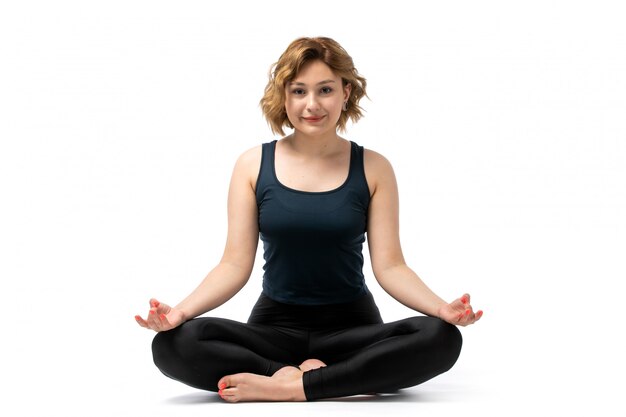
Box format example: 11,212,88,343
135,36,483,403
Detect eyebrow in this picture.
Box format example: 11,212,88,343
288,79,336,86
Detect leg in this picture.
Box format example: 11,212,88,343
304,316,463,400
152,317,305,391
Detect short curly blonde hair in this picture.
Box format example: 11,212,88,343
260,37,368,136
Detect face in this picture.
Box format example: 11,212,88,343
284,60,351,138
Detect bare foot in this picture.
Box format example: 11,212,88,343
217,366,306,403
273,365,302,378
299,359,327,372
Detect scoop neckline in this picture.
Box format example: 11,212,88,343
271,140,354,195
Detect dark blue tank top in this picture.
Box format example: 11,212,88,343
255,140,371,305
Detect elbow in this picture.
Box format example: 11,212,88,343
372,260,407,280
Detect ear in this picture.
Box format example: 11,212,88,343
343,81,352,101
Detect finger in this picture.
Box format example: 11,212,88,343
460,293,470,306
474,310,483,322
147,309,161,331
456,308,473,326
155,302,171,316
455,311,467,325
158,313,170,330
147,299,162,329
135,315,149,328
451,294,470,311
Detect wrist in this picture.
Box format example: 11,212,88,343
435,302,447,320
174,304,191,322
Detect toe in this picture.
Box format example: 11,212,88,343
217,376,230,391
220,388,239,403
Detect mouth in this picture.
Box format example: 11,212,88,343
302,115,325,123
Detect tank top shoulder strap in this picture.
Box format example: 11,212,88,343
257,139,369,199
256,140,277,196
348,141,363,177
347,141,370,199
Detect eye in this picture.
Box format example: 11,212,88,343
320,86,333,94
291,88,306,95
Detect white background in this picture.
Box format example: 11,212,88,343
1,1,624,416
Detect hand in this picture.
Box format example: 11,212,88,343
437,293,483,327
134,298,185,332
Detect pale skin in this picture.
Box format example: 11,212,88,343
135,59,483,402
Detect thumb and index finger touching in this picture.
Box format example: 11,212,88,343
134,298,169,329
458,293,484,322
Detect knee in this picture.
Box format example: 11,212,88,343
431,318,463,371
151,329,177,375
151,324,197,379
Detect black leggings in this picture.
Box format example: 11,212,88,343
152,292,462,400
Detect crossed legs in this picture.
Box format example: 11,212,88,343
152,315,462,401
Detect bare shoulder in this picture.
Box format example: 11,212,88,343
235,145,262,174
364,148,394,171
235,144,262,168
363,148,397,195
232,144,263,188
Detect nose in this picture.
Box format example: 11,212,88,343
306,93,320,112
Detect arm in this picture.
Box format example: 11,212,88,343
174,147,261,319
136,146,262,330
364,150,482,325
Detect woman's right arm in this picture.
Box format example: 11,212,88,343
135,146,262,331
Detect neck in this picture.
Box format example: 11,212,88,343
288,131,344,157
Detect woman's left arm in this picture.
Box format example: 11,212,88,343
364,150,482,326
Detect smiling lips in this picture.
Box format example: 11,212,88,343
302,115,325,122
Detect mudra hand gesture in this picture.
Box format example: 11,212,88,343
438,294,483,326
135,299,185,332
